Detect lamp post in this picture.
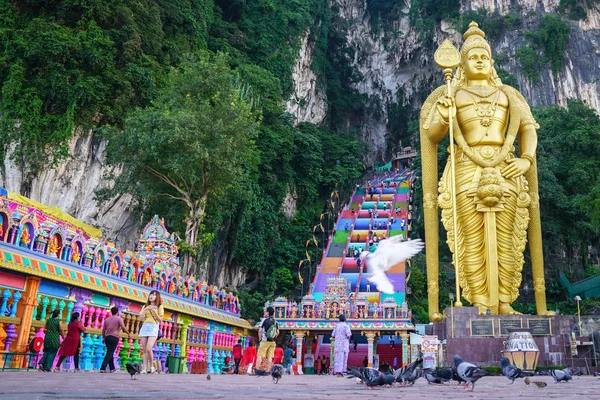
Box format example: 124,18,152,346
574,295,582,336
449,293,455,339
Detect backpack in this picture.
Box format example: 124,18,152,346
262,317,278,341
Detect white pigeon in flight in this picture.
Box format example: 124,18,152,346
360,236,424,294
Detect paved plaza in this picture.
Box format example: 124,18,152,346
0,372,598,399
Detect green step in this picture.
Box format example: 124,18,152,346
389,230,405,238
333,231,350,243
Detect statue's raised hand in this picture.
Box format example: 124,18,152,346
436,95,456,123
501,158,531,179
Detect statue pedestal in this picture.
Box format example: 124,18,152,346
432,307,575,368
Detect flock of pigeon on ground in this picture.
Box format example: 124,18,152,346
123,356,573,389
344,355,573,391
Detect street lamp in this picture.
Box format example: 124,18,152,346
574,295,582,336
449,292,455,339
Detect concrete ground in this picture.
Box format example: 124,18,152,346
0,371,598,399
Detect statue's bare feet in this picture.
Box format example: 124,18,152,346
474,303,488,315
539,309,556,316
499,303,521,315
430,312,443,322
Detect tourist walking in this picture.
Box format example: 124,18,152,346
256,306,279,373
273,344,284,365
56,312,86,371
100,307,130,373
283,345,293,375
39,310,65,372
232,339,243,374
331,314,352,376
241,339,257,374
139,290,164,374
316,355,322,375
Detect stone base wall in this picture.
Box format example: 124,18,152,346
432,307,586,369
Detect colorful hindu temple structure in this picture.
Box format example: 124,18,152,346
266,167,418,372
0,187,252,373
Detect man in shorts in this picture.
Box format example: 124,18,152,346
256,306,278,373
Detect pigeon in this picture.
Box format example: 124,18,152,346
394,358,422,386
423,367,453,384
270,364,284,384
254,368,269,377
453,355,489,391
125,363,141,380
550,368,572,383
501,356,533,384
347,367,394,389
360,237,424,293
452,366,467,386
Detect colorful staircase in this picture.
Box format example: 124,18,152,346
310,169,416,302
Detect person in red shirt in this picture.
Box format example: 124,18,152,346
232,339,244,374
240,339,256,375
56,312,86,371
273,344,284,365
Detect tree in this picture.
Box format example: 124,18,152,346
101,51,259,278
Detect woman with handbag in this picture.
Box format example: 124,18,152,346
139,290,164,374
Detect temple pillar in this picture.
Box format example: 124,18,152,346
179,315,192,373
207,329,215,374
398,331,409,366
362,331,378,368
293,331,307,374
13,277,41,358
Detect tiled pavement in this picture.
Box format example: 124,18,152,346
0,371,598,399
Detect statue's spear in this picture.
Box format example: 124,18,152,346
434,40,463,307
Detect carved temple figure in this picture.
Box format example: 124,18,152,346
420,22,553,319
48,236,59,255
72,245,81,263
20,228,31,246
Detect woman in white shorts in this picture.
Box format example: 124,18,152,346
139,290,164,373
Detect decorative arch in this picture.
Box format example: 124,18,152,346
70,235,86,265
92,243,108,271
129,261,141,282
167,276,178,294
0,209,11,242
158,273,168,291
192,285,201,301
109,254,122,276
18,222,35,249
142,267,153,287
47,228,66,258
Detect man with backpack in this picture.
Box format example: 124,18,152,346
256,306,279,373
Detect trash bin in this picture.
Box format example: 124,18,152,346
166,356,184,374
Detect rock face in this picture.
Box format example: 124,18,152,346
287,0,600,157
286,29,328,125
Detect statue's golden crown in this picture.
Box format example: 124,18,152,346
461,21,491,61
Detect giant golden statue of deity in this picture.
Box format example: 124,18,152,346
420,22,554,320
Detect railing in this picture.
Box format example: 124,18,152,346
0,286,25,368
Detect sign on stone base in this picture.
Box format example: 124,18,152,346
527,318,552,336
470,319,494,336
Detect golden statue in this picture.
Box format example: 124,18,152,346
420,22,553,320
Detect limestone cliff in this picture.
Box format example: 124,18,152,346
287,0,600,158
